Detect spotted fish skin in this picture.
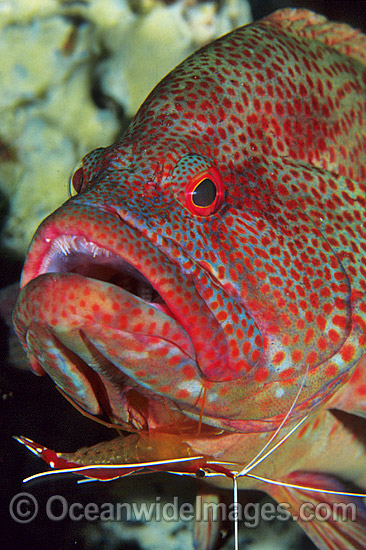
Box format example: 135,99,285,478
15,9,366,428
12,9,366,549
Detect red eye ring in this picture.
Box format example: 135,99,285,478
185,167,224,216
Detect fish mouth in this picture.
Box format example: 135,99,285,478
42,234,175,319
15,228,209,436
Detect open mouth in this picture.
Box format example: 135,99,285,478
15,223,224,437
21,233,195,432
41,235,173,315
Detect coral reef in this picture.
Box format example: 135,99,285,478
0,0,251,255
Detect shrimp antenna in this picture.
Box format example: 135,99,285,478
238,364,309,477
243,473,366,498
233,475,239,550
231,366,309,550
239,413,309,478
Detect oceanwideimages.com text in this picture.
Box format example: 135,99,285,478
9,492,357,527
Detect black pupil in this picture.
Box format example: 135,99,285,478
192,178,217,207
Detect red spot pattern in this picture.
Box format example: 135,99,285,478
13,10,366,432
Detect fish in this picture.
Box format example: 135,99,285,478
12,7,366,550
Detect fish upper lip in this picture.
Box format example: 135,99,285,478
17,207,227,428
16,230,198,432
39,234,173,314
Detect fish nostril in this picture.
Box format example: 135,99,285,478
95,204,121,218
78,201,122,220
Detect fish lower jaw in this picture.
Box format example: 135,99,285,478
24,233,176,318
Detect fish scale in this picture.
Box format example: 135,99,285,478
12,9,366,550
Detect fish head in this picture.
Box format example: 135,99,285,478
13,131,362,437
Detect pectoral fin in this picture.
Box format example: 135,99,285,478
327,354,366,419
267,471,366,550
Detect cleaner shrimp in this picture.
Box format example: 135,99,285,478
16,371,366,550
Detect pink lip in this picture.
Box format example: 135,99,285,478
22,232,178,321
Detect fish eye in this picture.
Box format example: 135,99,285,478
192,178,217,206
69,165,84,196
185,167,224,216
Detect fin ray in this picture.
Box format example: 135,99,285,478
268,471,366,550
